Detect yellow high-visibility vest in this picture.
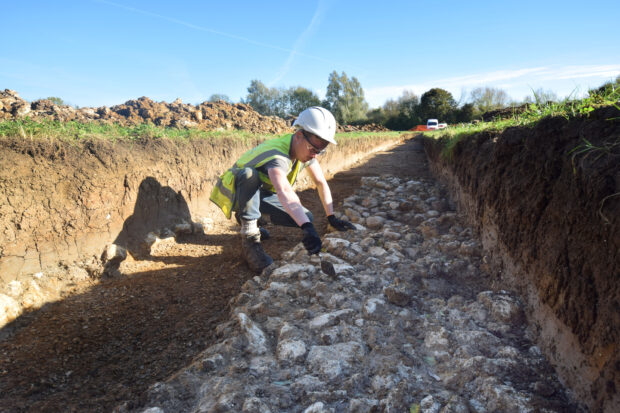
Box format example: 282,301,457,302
209,134,302,219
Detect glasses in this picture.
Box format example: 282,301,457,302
302,131,327,155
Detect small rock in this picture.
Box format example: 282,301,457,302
0,293,20,328
102,244,127,264
383,284,411,306
5,280,23,298
345,208,362,222
366,216,385,230
277,339,307,363
173,222,193,234
237,313,268,355
243,397,272,413
303,401,332,413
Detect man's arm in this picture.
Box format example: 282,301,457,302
268,167,311,226
306,160,357,231
306,160,334,217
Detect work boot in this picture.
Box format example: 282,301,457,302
241,233,273,273
259,227,270,240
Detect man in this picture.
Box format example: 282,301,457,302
210,106,355,273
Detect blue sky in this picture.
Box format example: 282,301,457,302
2,0,619,109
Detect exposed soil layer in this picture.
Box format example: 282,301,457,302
424,106,619,412
0,133,400,297
0,140,424,412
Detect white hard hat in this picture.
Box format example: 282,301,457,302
293,106,337,145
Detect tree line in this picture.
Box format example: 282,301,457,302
42,74,618,131
236,72,620,130
241,73,513,129
241,71,368,125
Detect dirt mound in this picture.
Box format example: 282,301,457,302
480,104,528,121
338,123,391,132
0,89,395,134
0,89,292,134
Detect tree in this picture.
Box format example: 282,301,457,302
381,99,400,119
379,90,421,130
269,90,289,118
417,88,457,123
398,90,419,115
208,94,231,103
365,107,387,125
323,71,369,124
469,87,509,114
524,88,558,104
45,96,66,106
285,86,320,116
244,80,280,116
244,81,320,118
396,90,421,127
455,103,475,123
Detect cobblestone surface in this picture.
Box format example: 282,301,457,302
125,175,581,413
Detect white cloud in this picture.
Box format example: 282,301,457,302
365,64,620,107
537,65,620,80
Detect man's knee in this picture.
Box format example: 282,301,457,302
236,167,260,187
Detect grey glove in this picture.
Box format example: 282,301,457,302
328,215,356,231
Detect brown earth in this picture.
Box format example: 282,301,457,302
0,89,390,134
424,106,620,412
0,89,292,134
0,139,425,412
0,133,400,290
480,104,528,122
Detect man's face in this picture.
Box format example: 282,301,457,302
299,130,328,161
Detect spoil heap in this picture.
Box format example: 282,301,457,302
0,89,291,134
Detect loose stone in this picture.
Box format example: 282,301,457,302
134,175,578,413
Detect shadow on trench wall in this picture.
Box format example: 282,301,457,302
113,176,192,261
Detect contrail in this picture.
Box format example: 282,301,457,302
95,0,333,64
269,0,327,86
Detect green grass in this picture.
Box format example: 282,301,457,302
424,84,620,160
0,118,407,144
335,130,405,140
0,118,283,142
568,138,620,162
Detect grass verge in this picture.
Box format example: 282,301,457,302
423,85,620,160
0,119,285,143
0,118,407,145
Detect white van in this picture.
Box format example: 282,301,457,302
427,119,439,130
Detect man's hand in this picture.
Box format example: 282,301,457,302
301,222,321,254
328,215,356,231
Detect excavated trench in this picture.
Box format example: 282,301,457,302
0,133,404,412
0,109,618,412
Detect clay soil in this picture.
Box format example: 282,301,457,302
0,140,429,412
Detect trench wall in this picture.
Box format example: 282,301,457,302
0,134,402,310
423,107,619,412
